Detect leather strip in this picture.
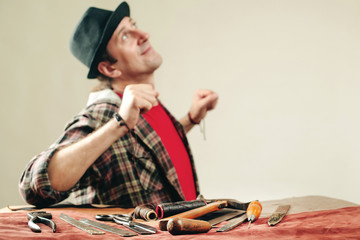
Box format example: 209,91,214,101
268,204,291,226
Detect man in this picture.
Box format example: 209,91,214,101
19,2,218,207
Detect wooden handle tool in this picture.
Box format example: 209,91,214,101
159,200,227,231
167,217,211,235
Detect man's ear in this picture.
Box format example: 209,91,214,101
97,61,122,78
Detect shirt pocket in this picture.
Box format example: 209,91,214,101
132,143,164,192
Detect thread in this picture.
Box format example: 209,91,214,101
156,200,207,219
133,204,157,221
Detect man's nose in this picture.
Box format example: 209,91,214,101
132,29,150,44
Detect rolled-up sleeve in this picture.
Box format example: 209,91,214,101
18,111,101,207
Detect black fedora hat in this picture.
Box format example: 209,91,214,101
70,2,130,79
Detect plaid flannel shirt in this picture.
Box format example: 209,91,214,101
19,89,199,207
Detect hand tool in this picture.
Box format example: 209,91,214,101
27,211,56,233
167,217,211,235
247,200,262,229
159,200,227,231
96,214,157,235
268,204,290,226
197,208,246,226
79,218,137,237
216,200,262,232
60,213,105,235
216,213,247,232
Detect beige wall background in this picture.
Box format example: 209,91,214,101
1,0,359,207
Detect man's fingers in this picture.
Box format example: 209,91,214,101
119,84,159,128
188,89,218,124
140,90,159,107
198,91,218,110
206,93,218,110
137,97,156,113
125,84,158,99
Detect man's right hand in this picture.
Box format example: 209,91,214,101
119,84,159,129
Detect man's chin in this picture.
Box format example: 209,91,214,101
150,54,163,70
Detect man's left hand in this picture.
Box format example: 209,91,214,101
188,89,218,124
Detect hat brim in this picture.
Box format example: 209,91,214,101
87,2,130,79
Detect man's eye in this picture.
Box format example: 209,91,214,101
122,33,128,40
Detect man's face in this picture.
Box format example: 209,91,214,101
106,17,163,79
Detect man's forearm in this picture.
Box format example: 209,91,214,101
48,118,128,191
180,115,196,134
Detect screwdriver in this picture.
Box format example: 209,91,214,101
247,200,262,229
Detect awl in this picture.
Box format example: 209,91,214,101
247,200,262,229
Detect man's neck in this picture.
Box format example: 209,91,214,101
111,74,155,94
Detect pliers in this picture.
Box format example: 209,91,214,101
27,211,56,233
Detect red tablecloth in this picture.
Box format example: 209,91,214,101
1,206,360,239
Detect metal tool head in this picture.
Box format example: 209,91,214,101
27,211,52,220
113,215,157,234
112,214,133,223
216,214,247,232
95,213,156,235
95,214,132,221
27,211,56,233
